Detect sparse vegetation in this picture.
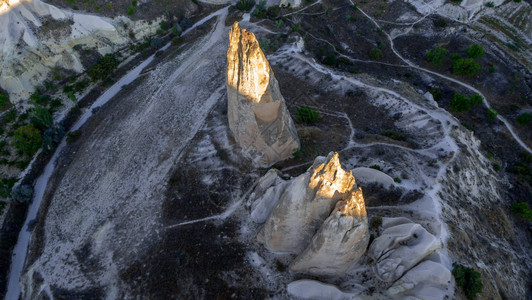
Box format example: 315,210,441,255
380,130,407,141
66,130,82,144
426,47,448,66
451,93,471,112
469,94,483,105
369,48,383,60
369,164,382,171
13,124,42,156
453,58,481,76
126,5,136,15
485,2,494,7
510,202,532,222
88,54,119,82
293,148,302,158
429,87,442,101
516,112,531,126
452,264,483,300
487,108,497,121
236,0,255,12
394,177,402,183
296,107,318,124
467,44,484,59
11,184,33,203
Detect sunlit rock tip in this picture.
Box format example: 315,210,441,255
258,152,369,266
226,22,299,168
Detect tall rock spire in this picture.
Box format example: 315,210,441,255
226,22,299,167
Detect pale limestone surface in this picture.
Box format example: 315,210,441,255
290,188,369,276
226,22,299,167
0,0,162,104
258,152,359,254
387,260,452,300
249,169,288,223
367,217,442,283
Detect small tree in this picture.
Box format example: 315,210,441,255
369,48,383,60
42,124,65,154
516,112,531,126
469,94,483,105
11,184,33,203
296,107,318,124
426,47,448,66
13,124,42,156
453,58,481,76
452,264,483,300
467,44,484,59
429,87,442,101
30,105,53,131
450,93,471,112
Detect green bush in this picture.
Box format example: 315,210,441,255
293,148,302,158
369,164,382,171
510,202,532,222
380,130,407,141
13,124,42,156
426,47,448,66
11,184,33,203
369,48,383,60
296,107,318,124
516,112,531,126
485,1,494,7
450,93,471,112
291,23,301,32
467,44,484,59
42,124,65,154
429,87,442,101
30,105,53,131
452,264,483,300
127,5,136,15
236,0,255,11
453,58,481,76
252,0,267,18
469,94,483,105
0,93,8,109
487,108,497,121
88,54,119,82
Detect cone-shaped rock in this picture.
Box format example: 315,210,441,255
226,22,300,167
258,152,360,253
289,188,369,276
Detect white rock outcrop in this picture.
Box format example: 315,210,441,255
257,152,367,258
290,188,369,276
387,260,452,300
0,0,163,103
367,217,442,282
226,22,300,167
249,169,289,223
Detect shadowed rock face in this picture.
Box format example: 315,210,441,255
226,22,299,167
289,188,369,276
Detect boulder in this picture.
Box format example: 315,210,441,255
258,152,358,253
290,188,369,276
367,217,442,282
226,22,299,167
387,260,452,300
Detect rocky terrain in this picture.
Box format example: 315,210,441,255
0,0,531,299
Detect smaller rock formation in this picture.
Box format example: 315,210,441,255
226,22,299,167
387,260,452,299
290,188,369,276
249,169,288,223
280,0,302,9
367,217,442,282
258,152,360,253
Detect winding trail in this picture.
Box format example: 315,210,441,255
353,3,532,154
